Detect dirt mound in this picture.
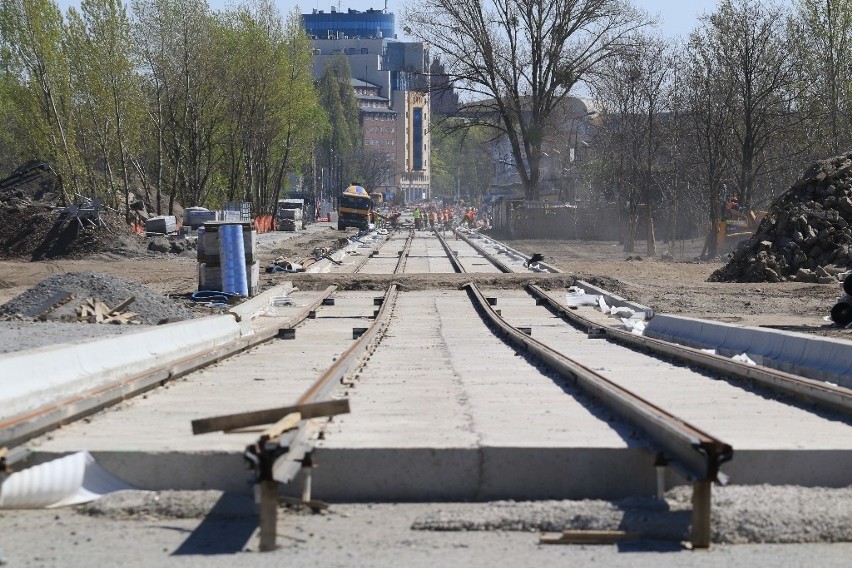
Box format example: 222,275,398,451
710,153,852,283
0,160,153,260
0,271,196,324
0,205,149,260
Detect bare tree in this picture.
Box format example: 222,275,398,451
685,25,736,259
791,0,852,157
353,148,395,195
591,32,672,254
404,0,649,201
704,0,795,209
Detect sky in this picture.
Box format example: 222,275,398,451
54,0,721,40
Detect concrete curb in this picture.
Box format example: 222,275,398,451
574,279,655,319
0,315,241,423
229,282,295,333
645,314,852,387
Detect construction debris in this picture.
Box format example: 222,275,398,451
74,296,138,324
0,272,195,325
711,153,852,283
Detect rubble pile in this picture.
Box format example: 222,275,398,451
0,271,196,325
710,154,852,283
0,161,148,260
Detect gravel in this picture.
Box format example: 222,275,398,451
412,485,852,544
0,271,196,325
2,488,852,567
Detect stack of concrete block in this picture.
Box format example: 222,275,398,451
197,221,259,296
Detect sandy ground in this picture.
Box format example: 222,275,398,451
2,490,852,567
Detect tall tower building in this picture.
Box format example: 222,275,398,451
304,7,430,202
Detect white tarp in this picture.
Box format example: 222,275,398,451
0,451,134,509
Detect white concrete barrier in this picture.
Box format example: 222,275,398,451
0,315,241,423
645,314,852,387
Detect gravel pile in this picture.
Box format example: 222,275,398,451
0,271,196,325
412,485,852,544
711,153,852,283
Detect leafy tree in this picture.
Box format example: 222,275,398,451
317,54,361,193
65,0,142,219
404,0,649,201
218,2,325,214
430,118,493,200
132,0,224,213
1,0,80,201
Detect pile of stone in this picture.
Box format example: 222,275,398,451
710,153,852,283
0,272,196,325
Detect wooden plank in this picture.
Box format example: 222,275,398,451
23,290,73,318
191,398,350,435
691,480,713,549
109,296,136,314
260,412,301,441
539,530,637,545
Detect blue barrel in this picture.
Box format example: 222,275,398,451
219,224,248,296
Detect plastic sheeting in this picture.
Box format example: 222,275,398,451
0,452,134,509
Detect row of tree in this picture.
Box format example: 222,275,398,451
0,0,372,219
414,0,852,256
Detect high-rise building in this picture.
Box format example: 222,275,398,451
304,7,430,202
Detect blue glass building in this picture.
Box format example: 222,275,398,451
304,8,394,40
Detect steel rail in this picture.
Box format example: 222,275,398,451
434,230,467,274
527,284,852,419
393,230,414,274
0,286,338,450
253,282,402,551
463,280,729,546
350,230,393,272
453,230,514,272
463,282,733,484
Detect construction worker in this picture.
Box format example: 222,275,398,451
413,207,421,230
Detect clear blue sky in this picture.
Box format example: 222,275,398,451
55,0,720,39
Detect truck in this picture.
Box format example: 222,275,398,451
276,198,304,231
337,184,372,230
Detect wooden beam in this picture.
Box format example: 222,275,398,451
260,412,301,441
540,530,637,545
109,296,136,314
23,290,72,318
258,480,278,552
191,398,350,435
691,480,713,549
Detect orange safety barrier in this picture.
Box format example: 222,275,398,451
253,214,274,234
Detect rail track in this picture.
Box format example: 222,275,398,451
3,225,852,551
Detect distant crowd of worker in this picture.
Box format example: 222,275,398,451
410,204,489,232
372,203,491,233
